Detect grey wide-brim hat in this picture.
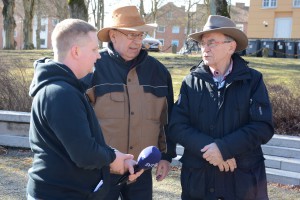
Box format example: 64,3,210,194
98,6,157,42
188,15,248,52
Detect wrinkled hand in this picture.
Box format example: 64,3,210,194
201,143,224,166
110,151,134,174
155,160,171,181
217,158,237,172
128,169,144,182
124,159,144,182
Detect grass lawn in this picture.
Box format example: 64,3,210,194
1,50,299,101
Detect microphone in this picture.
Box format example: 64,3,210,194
116,146,161,185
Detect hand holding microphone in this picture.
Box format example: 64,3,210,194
116,146,161,185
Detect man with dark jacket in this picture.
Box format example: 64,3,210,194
85,5,176,200
27,19,139,200
169,15,274,200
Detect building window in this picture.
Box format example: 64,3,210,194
158,39,164,46
172,26,180,34
294,0,300,7
157,26,165,33
14,30,17,37
40,39,45,45
236,24,244,31
262,0,277,8
171,40,179,47
52,19,59,26
41,25,46,32
167,12,173,20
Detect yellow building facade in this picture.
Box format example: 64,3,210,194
248,0,300,38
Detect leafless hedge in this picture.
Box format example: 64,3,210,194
0,59,299,136
267,84,300,136
0,58,32,112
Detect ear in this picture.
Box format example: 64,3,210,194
229,41,237,54
109,30,116,43
70,45,80,59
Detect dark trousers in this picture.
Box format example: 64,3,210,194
104,169,152,200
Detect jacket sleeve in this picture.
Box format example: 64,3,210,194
215,72,274,160
168,78,215,158
160,71,177,162
45,86,116,170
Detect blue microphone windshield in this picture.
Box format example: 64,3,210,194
136,146,161,170
115,146,161,185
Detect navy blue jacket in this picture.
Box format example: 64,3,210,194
169,54,274,199
27,58,116,200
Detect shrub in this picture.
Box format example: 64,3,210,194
0,58,32,112
267,84,300,136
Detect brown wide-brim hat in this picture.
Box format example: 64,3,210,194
188,15,248,52
98,5,157,42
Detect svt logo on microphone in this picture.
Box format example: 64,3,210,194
145,163,156,168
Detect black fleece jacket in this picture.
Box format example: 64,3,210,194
27,58,116,200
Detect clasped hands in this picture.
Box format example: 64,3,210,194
109,151,144,182
201,143,237,172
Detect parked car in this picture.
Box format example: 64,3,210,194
142,35,162,52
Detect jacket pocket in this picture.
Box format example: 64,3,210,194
234,160,268,200
249,99,271,122
143,92,167,121
94,92,125,119
181,167,206,199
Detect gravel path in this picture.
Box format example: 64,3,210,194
1,146,300,200
0,147,32,200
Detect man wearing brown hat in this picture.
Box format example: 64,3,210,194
84,5,176,200
169,15,274,199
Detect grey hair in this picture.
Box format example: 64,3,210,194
51,19,97,61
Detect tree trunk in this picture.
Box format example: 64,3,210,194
23,0,35,49
68,0,88,21
35,0,41,49
139,0,145,18
215,0,230,17
2,0,17,49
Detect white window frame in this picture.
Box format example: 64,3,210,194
236,24,244,31
157,26,165,33
172,26,180,34
294,0,300,7
262,0,277,8
171,40,179,47
167,12,173,20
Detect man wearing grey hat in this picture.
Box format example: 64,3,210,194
169,15,274,200
84,5,176,200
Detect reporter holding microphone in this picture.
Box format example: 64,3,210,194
26,19,139,200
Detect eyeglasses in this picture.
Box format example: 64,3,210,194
198,40,232,48
113,29,147,40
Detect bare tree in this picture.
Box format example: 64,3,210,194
210,0,230,17
35,0,41,49
139,0,145,18
68,0,88,21
90,0,104,29
48,0,68,20
23,0,35,49
2,0,16,49
186,0,202,36
216,0,230,17
89,0,104,47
